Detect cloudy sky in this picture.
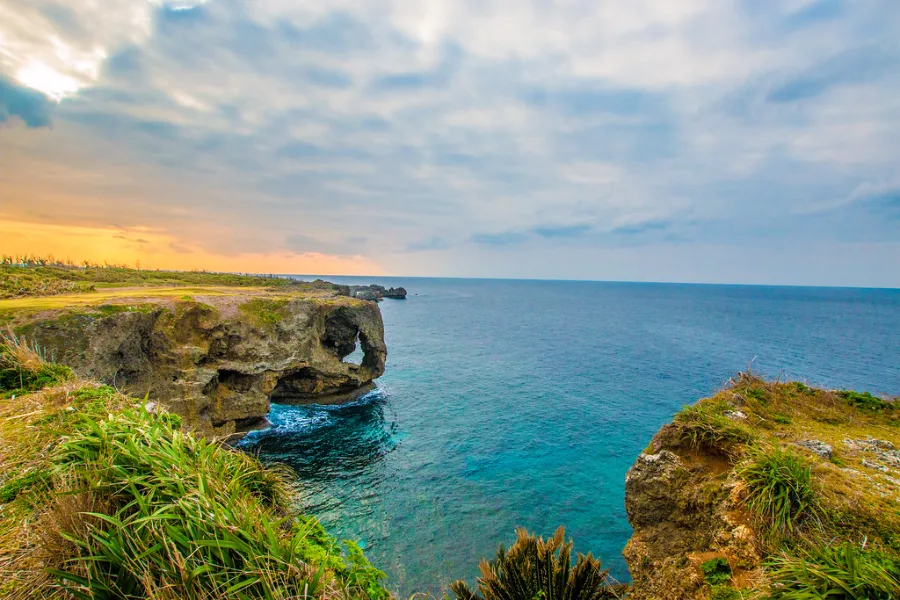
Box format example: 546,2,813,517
1,0,898,285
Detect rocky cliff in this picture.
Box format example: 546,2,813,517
13,293,386,437
623,373,900,599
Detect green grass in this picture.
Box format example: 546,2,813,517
0,468,52,503
0,332,72,397
839,390,895,413
240,298,291,326
709,585,742,600
673,398,755,453
0,263,345,301
766,543,900,599
49,406,387,599
93,303,157,316
700,557,732,586
770,413,793,425
737,446,819,537
746,388,767,403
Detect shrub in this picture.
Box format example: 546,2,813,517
449,527,618,600
840,390,894,412
700,557,732,586
737,446,818,536
674,399,755,453
766,543,900,599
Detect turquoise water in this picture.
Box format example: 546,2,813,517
239,279,900,594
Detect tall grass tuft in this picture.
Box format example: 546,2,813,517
766,543,900,599
46,405,388,599
0,328,71,395
674,398,755,454
449,526,619,600
736,445,818,537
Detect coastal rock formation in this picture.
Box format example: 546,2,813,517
623,425,754,600
15,295,386,437
349,284,407,301
623,375,900,599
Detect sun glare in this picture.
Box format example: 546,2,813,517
16,62,82,101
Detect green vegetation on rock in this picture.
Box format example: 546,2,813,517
0,332,72,397
699,557,732,586
737,445,818,537
0,261,346,301
240,297,291,326
673,397,755,454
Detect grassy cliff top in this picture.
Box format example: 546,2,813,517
0,263,343,301
0,264,356,325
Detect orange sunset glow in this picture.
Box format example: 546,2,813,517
0,219,384,275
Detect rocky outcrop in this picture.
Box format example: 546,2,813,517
623,426,759,600
623,376,900,599
349,284,407,301
15,295,386,437
382,287,407,299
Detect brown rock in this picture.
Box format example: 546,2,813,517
16,294,386,437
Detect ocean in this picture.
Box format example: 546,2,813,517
238,278,900,595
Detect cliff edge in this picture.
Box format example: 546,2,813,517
7,290,386,437
624,373,900,599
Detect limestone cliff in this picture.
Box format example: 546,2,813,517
623,373,900,599
14,294,386,437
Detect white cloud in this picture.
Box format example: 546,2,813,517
1,0,899,284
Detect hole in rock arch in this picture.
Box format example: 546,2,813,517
343,332,364,365
323,306,373,367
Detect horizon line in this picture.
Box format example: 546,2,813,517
285,273,900,292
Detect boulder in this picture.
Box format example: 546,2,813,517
794,439,833,459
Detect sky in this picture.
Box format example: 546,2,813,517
1,0,899,286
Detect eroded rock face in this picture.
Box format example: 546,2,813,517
623,425,760,600
17,296,386,437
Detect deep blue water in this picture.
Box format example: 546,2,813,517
239,279,900,595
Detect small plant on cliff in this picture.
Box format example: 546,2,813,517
737,445,819,537
449,526,619,600
766,542,900,599
674,398,755,454
700,557,732,586
0,329,71,395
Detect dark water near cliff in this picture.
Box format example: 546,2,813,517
239,279,900,594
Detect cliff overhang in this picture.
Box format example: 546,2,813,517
9,291,387,437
